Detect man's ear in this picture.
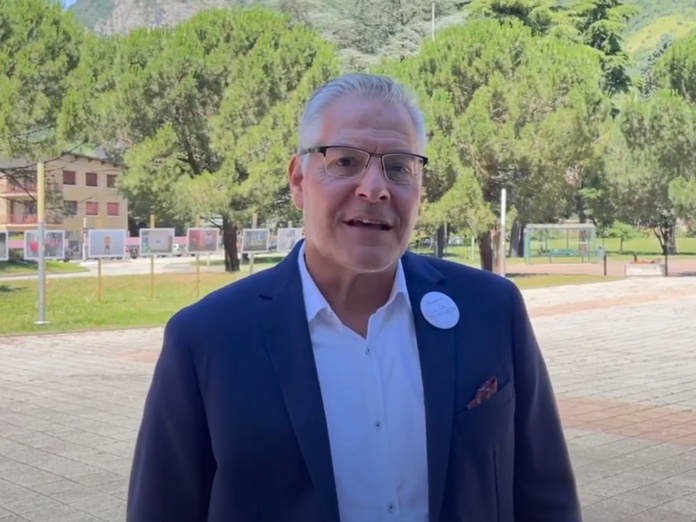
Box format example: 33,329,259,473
288,155,304,211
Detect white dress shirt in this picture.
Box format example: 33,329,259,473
298,243,429,522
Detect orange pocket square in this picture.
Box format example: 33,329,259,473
467,377,499,410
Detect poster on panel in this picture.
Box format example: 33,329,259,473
88,229,127,259
187,227,219,254
276,227,304,253
241,228,270,253
23,230,66,260
0,231,8,261
139,228,175,256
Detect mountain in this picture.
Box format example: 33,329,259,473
623,1,696,59
69,0,696,60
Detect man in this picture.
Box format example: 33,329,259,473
128,73,582,522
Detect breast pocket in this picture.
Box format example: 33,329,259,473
454,381,515,445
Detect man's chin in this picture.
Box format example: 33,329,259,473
338,248,402,274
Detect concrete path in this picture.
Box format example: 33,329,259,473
1,277,696,521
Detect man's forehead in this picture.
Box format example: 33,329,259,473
321,95,418,147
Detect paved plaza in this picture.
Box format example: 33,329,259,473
1,277,696,521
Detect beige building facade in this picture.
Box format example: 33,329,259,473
0,152,128,252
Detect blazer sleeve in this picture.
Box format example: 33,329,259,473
509,284,582,522
127,313,216,522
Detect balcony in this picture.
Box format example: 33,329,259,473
2,181,37,196
3,214,62,226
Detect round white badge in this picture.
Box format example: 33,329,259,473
420,291,460,330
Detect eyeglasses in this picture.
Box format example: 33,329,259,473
300,146,428,184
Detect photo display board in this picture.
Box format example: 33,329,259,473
0,231,8,261
24,230,66,261
276,227,304,252
241,228,270,253
139,228,175,256
187,227,219,254
88,229,127,258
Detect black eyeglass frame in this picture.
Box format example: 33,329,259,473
299,145,429,184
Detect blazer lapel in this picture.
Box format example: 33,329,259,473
259,244,340,522
402,252,457,522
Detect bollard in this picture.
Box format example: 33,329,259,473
603,254,608,276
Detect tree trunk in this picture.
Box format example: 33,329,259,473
509,221,524,258
655,225,678,256
434,224,446,258
223,218,240,272
668,225,678,255
478,230,494,272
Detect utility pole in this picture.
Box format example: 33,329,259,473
432,2,436,40
35,162,48,325
500,188,507,278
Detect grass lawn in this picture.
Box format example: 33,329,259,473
419,236,696,267
0,261,89,276
0,269,618,335
511,274,620,290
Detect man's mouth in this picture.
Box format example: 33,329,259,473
344,218,392,231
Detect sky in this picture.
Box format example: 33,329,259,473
62,0,77,8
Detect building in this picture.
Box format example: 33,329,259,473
0,152,128,254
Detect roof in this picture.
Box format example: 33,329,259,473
0,150,125,173
525,223,596,230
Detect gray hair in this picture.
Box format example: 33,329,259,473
298,73,428,154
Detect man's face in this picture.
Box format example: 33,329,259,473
289,94,423,274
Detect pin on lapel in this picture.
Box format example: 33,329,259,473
420,291,459,329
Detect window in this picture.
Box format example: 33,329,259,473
64,200,78,215
86,172,98,187
107,202,119,216
63,171,76,185
85,201,99,216
106,175,118,188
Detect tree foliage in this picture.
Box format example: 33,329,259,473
380,19,610,268
0,0,83,158
60,6,340,269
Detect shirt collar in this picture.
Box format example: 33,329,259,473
297,241,411,323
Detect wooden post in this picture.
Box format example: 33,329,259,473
249,213,258,275
149,214,155,299
98,258,104,303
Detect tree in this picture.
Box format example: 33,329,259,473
469,0,573,36
655,32,696,104
381,20,610,270
62,7,341,271
603,220,640,252
331,0,468,69
638,33,674,99
0,0,84,200
568,0,639,96
607,90,696,254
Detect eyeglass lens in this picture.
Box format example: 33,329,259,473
324,147,422,183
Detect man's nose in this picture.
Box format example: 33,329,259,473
355,158,389,202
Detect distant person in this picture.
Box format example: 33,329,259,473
128,73,581,522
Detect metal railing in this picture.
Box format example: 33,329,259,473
4,213,62,225
2,181,37,194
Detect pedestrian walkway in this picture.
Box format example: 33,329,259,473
1,277,696,521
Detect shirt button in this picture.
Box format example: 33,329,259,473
365,348,371,355
374,421,382,430
387,503,395,513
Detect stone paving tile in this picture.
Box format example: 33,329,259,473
1,278,696,521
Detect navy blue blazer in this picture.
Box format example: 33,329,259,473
127,242,582,522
